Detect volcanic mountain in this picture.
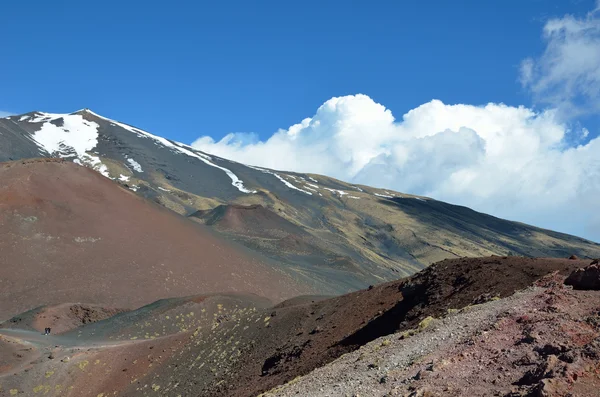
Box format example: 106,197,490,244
1,109,600,298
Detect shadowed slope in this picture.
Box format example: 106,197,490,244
0,159,311,320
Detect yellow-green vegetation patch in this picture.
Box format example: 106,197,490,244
418,316,435,331
78,360,89,370
399,317,436,340
45,370,54,378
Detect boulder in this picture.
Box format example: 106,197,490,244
564,264,600,290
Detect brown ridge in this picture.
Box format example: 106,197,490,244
0,160,311,320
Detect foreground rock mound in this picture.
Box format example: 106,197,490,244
264,273,600,397
564,263,600,290
1,256,596,397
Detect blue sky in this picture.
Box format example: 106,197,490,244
0,0,596,141
3,0,600,241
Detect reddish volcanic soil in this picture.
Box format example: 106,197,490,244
1,251,599,396
0,159,311,321
201,256,596,397
264,271,600,397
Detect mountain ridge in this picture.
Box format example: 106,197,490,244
2,109,599,297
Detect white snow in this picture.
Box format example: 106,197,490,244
32,114,98,157
83,109,256,194
119,174,130,182
19,115,30,122
96,163,110,178
127,158,144,172
374,193,394,199
348,196,361,199
30,113,112,179
170,142,256,194
324,188,348,196
274,174,313,195
308,176,318,183
306,183,320,190
354,186,364,192
246,165,312,195
304,185,318,192
158,187,171,192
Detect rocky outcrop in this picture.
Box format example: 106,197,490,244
564,263,600,290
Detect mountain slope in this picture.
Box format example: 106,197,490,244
0,159,309,320
1,110,599,295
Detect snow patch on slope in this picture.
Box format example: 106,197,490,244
324,188,348,196
274,174,313,195
30,113,111,179
83,109,255,194
246,165,313,195
127,158,143,172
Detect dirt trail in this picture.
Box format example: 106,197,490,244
0,328,150,379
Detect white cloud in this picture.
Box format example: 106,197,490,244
192,3,600,241
521,2,600,116
193,94,600,241
0,111,14,118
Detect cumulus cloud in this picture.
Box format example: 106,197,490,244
521,1,600,116
193,94,600,240
192,3,600,241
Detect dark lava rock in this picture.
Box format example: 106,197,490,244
564,264,600,290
